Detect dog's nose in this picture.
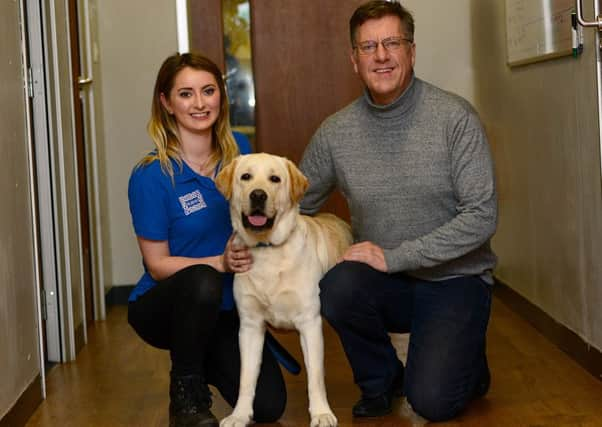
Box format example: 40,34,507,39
250,189,267,207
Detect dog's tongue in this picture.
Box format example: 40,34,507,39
248,215,268,226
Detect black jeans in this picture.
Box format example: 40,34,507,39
128,264,286,422
319,261,491,422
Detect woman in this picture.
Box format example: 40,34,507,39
127,52,286,427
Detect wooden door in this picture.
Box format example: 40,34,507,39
251,0,365,218
188,1,366,218
188,0,225,68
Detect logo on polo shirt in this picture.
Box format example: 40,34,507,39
179,190,207,215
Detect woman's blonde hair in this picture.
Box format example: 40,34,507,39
139,52,239,177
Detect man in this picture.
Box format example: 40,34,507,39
299,0,497,422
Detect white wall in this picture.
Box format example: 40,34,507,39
471,0,602,352
405,0,475,103
97,0,178,286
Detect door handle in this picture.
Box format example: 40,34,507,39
576,0,602,53
78,76,93,88
576,0,602,27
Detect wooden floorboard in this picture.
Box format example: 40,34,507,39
25,297,602,426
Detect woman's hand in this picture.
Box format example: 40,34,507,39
222,234,252,273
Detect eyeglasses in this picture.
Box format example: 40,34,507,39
354,36,413,55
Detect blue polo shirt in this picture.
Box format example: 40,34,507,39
127,132,251,309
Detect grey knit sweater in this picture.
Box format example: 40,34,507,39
299,76,497,281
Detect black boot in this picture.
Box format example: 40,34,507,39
352,360,404,418
169,374,218,427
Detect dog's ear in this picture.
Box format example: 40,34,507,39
286,158,309,203
215,157,238,200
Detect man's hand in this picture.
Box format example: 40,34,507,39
341,241,388,272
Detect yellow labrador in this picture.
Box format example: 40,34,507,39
215,153,352,427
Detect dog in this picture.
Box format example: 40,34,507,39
215,153,352,427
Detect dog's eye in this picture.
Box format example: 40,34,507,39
270,175,281,183
241,173,251,181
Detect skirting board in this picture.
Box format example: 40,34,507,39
0,375,42,427
494,278,602,382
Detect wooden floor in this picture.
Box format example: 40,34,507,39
26,297,602,427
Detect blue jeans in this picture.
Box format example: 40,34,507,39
319,261,492,422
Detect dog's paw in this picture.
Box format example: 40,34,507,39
219,414,251,427
310,412,337,427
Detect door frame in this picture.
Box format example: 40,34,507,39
68,0,93,349
24,0,107,364
595,0,602,177
74,0,107,325
19,0,48,398
24,0,63,365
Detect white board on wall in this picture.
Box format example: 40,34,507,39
505,0,574,66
